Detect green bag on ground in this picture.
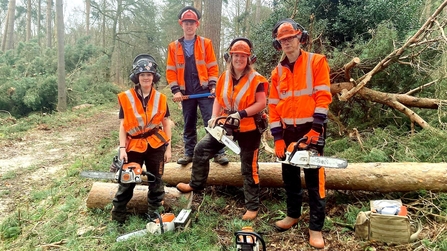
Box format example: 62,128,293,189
354,200,421,244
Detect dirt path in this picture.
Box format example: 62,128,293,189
0,106,120,223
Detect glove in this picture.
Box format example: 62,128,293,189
208,117,216,128
304,129,320,145
229,112,241,120
274,139,286,159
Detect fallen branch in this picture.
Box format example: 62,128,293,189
339,0,447,101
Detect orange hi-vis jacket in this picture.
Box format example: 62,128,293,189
118,88,169,153
268,50,332,131
166,35,219,92
216,69,268,132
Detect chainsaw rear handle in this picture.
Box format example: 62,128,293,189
234,231,266,251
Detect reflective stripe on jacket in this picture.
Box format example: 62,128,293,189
216,70,268,132
166,35,218,92
268,50,332,131
118,88,168,152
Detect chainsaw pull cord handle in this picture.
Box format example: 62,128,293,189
234,231,266,251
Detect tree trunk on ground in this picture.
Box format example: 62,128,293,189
86,183,193,213
161,162,447,192
56,0,66,111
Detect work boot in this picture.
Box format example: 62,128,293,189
309,229,325,249
213,154,229,165
177,155,193,165
176,183,194,193
111,211,127,224
242,210,258,221
274,216,299,232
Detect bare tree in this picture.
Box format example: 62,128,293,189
46,0,53,47
26,0,31,42
3,0,16,50
86,0,90,34
55,0,66,111
203,0,222,59
1,11,9,51
38,0,42,46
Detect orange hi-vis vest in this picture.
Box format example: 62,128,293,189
166,36,219,91
118,88,169,153
268,50,332,131
215,70,268,132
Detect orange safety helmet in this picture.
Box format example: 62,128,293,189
230,40,251,56
276,22,302,41
178,6,201,25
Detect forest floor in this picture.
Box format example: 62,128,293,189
0,104,443,250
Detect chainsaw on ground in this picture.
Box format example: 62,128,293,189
80,149,155,184
277,135,348,169
235,226,266,251
205,116,241,154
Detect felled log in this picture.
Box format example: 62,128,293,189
162,162,447,192
85,182,192,213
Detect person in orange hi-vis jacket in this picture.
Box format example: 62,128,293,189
176,37,269,221
111,54,172,224
268,18,332,249
166,6,228,166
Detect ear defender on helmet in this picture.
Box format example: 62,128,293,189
272,18,309,51
223,37,257,64
129,54,161,84
177,6,201,26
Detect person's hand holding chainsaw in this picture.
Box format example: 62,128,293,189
299,115,325,149
208,116,217,128
274,139,286,159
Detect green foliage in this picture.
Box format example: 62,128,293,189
0,39,120,118
326,126,447,163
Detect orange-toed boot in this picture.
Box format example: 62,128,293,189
242,210,258,221
309,229,325,249
274,216,299,232
176,183,194,193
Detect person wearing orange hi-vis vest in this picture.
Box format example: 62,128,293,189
166,6,227,166
177,38,268,221
268,19,332,249
111,54,172,224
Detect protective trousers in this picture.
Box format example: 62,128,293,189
189,130,261,211
112,144,166,219
281,123,326,231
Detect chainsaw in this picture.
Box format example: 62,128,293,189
277,135,348,169
205,116,241,154
80,149,156,184
235,226,266,251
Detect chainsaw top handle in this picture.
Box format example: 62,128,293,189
288,135,325,162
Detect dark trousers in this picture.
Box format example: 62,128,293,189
112,144,166,215
189,130,261,211
181,98,224,157
281,123,326,231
